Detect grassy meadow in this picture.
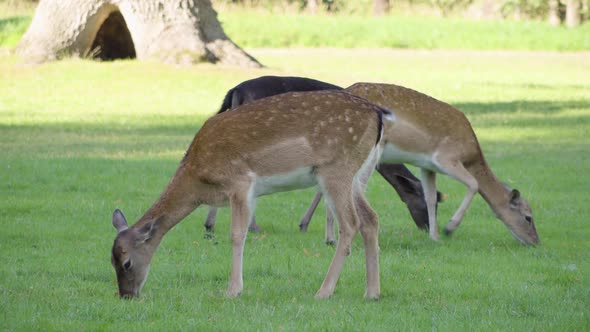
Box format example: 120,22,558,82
1,2,590,329
218,11,590,51
1,48,589,331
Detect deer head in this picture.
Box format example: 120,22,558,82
497,189,538,245
111,209,159,298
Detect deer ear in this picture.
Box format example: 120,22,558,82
112,209,128,232
509,189,521,207
136,219,159,244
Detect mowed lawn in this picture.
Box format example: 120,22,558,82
1,49,589,331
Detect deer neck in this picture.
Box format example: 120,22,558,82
133,165,201,242
466,158,510,217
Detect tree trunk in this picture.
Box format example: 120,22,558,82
307,0,318,15
549,0,561,26
566,0,581,27
16,0,262,67
373,0,390,16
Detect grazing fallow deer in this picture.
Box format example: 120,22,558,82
204,75,342,233
205,75,439,235
111,90,390,299
345,83,539,245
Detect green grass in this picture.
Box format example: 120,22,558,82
0,1,33,48
1,50,589,331
1,5,589,51
218,11,590,51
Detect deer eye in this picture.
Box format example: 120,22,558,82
525,216,533,223
123,260,132,271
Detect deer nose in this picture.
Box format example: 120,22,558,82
529,223,540,245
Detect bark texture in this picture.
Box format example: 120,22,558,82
16,0,261,67
566,0,581,27
548,0,561,26
373,0,390,16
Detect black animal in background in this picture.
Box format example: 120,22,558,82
204,76,441,239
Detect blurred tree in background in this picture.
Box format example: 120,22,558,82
213,0,588,25
565,0,582,26
7,0,588,26
373,0,391,16
430,0,473,16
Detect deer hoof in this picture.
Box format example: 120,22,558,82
226,286,242,298
364,291,381,301
314,290,333,300
248,224,262,233
443,227,453,236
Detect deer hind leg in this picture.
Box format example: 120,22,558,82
248,216,261,233
227,184,255,297
314,175,358,299
325,208,336,245
439,162,478,236
420,169,439,241
354,185,380,299
323,151,376,246
298,191,323,232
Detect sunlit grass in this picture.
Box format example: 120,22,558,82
1,50,589,330
216,10,590,51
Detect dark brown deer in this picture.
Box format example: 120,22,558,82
204,76,440,237
111,90,390,299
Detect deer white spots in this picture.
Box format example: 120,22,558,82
346,82,539,245
110,90,386,300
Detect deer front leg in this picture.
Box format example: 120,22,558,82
420,169,439,241
298,191,323,232
440,162,478,236
227,188,254,297
315,176,358,299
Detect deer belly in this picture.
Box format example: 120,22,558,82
253,167,317,197
381,142,439,171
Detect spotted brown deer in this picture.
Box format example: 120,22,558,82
205,75,440,235
110,90,390,299
341,83,539,244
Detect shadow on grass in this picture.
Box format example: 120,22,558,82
0,16,28,26
455,99,589,116
481,82,590,92
0,16,30,44
1,98,588,159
